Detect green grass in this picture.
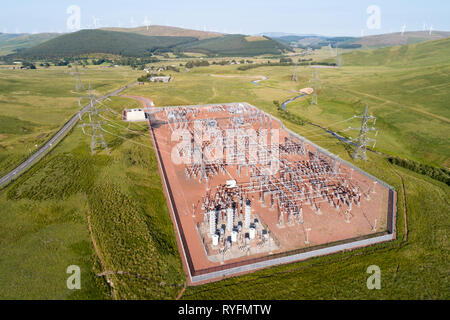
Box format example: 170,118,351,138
0,95,185,299
284,64,450,167
0,181,109,299
0,66,141,177
338,37,450,67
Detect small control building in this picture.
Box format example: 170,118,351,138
122,108,148,122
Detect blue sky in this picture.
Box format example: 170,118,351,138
1,0,449,36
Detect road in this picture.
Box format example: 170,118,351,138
121,95,154,111
0,82,136,188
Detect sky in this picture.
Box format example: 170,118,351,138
1,0,449,36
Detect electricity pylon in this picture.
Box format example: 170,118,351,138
79,86,109,155
291,64,298,82
73,63,84,92
348,105,378,161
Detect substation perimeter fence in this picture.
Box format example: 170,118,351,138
149,102,397,284
191,231,394,283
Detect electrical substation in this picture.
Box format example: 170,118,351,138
145,102,397,284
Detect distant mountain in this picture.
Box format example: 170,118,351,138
0,33,60,56
16,30,197,58
274,35,358,49
100,25,223,40
341,37,450,67
258,32,321,38
353,31,450,48
0,33,27,42
14,29,291,59
272,30,450,50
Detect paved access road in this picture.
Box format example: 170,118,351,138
0,82,137,188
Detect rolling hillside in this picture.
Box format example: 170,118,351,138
275,35,357,49
0,33,60,56
15,30,198,58
176,34,292,56
14,30,291,58
100,25,223,40
273,31,450,50
341,37,450,67
353,31,450,48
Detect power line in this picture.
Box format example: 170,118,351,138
78,85,110,155
73,62,84,92
348,105,378,161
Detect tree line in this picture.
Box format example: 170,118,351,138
388,156,450,186
273,100,307,126
237,59,335,71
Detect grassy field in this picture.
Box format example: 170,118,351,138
0,66,141,177
286,64,450,167
0,95,185,299
0,43,448,299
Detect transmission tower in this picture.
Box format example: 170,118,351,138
79,86,109,155
310,69,319,105
73,63,84,92
348,105,378,161
291,64,298,82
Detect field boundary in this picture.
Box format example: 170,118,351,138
87,209,116,299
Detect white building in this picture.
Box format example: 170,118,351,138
148,75,171,83
122,108,147,122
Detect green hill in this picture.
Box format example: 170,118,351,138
100,25,223,40
352,31,450,48
0,33,60,56
176,34,292,56
16,29,198,58
14,30,291,59
341,37,450,67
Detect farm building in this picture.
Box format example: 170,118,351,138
148,75,171,83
